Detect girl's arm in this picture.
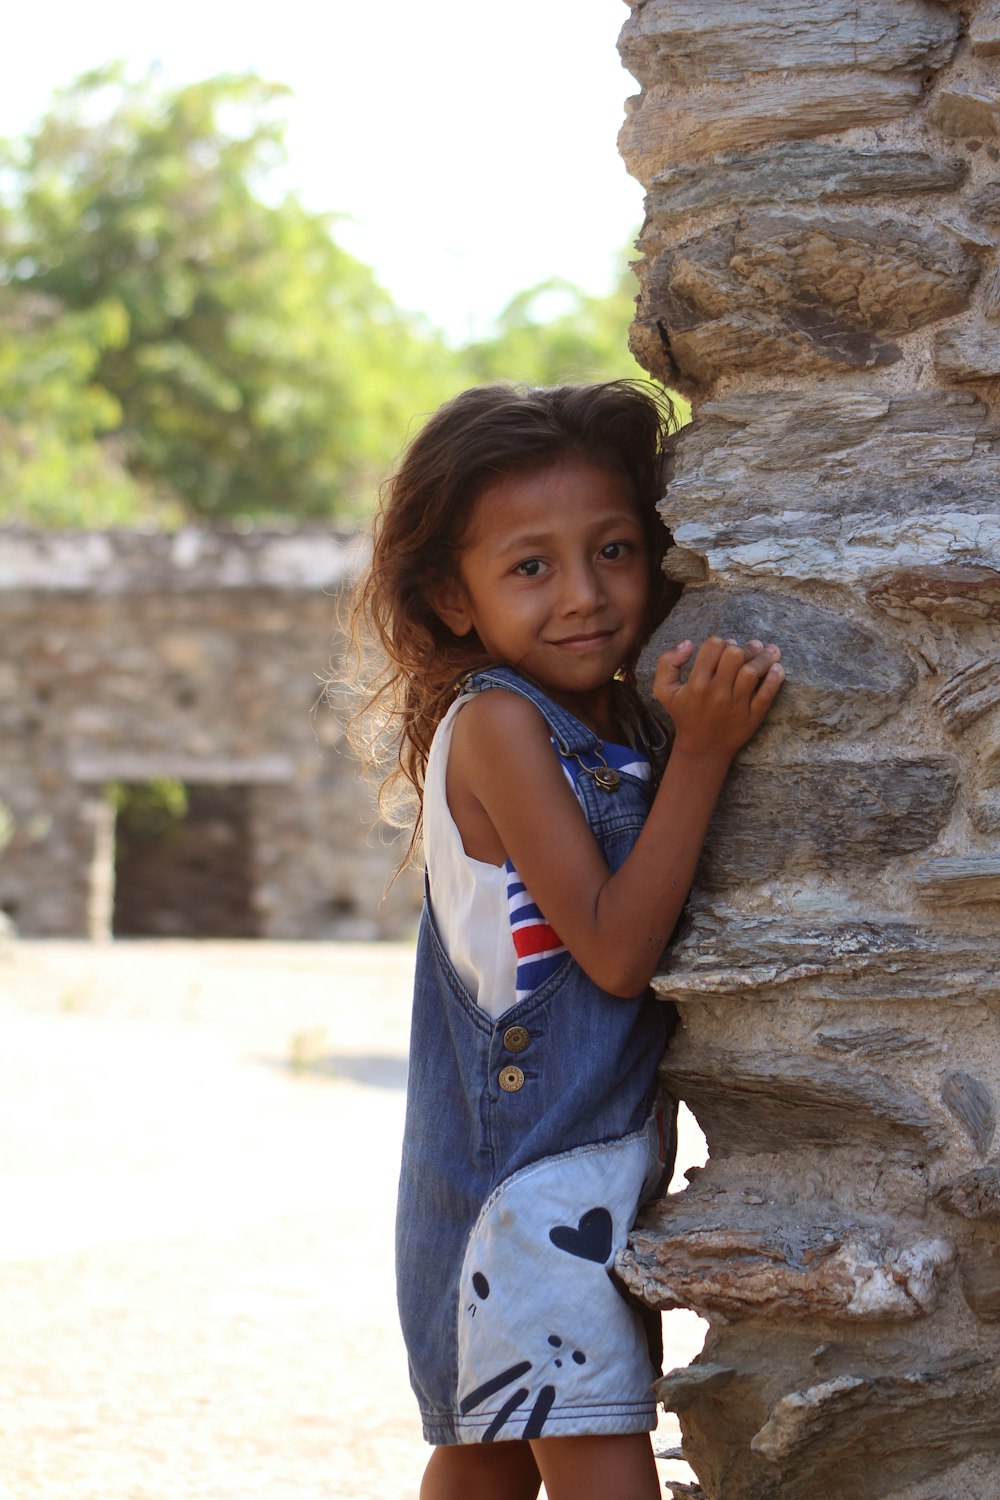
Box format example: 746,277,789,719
445,637,783,997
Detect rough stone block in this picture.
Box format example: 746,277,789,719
653,904,1000,1006
656,1362,737,1412
748,1360,1000,1479
958,1244,1000,1321
651,307,900,387
660,390,1000,584
935,323,1000,381
941,1071,996,1155
671,1350,1000,1500
930,212,997,252
636,210,979,386
644,145,966,229
913,855,1000,906
657,1047,946,1154
620,1209,955,1320
640,585,916,736
673,1337,1000,1499
985,264,1000,324
971,789,1000,835
619,75,922,182
815,1026,940,1059
619,0,958,89
930,86,1000,140
699,760,955,886
867,565,1000,622
934,656,1000,731
971,1,1000,56
936,1166,1000,1222
969,178,1000,224
933,658,1000,788
969,720,1000,791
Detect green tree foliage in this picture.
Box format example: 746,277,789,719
463,271,690,429
108,778,188,839
0,288,172,525
464,272,648,386
0,66,463,523
0,67,677,528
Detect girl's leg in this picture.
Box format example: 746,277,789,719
420,1440,542,1500
529,1431,659,1500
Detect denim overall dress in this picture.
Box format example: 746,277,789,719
395,666,675,1446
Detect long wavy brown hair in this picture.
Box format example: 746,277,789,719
345,380,678,858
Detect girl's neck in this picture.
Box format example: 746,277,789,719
509,669,622,743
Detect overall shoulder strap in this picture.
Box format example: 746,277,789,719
613,681,670,782
460,666,599,757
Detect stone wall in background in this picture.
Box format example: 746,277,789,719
617,2,1000,1496
0,530,421,940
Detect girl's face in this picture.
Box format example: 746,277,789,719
432,458,651,726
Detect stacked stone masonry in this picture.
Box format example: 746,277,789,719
0,529,421,940
617,2,1000,1496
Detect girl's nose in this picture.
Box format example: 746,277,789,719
560,562,603,614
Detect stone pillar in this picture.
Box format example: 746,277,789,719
615,4,1000,1496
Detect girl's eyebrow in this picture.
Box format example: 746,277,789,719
499,530,557,552
498,513,644,553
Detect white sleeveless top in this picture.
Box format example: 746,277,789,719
423,695,517,1020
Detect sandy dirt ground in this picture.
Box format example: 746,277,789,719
0,940,705,1500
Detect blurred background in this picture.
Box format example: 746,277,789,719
0,9,705,1498
0,0,649,536
0,0,672,939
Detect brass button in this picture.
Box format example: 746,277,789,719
499,1065,525,1093
503,1025,530,1054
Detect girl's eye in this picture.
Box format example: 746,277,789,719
514,558,544,577
600,541,630,561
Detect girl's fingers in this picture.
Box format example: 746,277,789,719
685,635,731,690
652,641,695,700
704,638,756,691
736,644,781,686
662,636,783,728
733,645,783,724
747,661,785,719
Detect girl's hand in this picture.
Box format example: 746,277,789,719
653,636,784,763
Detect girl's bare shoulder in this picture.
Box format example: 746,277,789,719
444,687,578,866
455,685,548,734
449,688,564,784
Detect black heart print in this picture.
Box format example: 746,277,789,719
549,1206,613,1264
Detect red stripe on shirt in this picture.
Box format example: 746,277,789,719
512,922,563,958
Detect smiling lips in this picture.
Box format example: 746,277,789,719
550,630,616,650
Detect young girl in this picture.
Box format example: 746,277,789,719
349,381,783,1500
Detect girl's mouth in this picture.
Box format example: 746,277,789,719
550,631,615,650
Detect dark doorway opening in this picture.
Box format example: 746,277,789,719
112,781,258,937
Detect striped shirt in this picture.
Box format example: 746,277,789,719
505,738,651,1003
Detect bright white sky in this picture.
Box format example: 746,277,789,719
0,0,645,342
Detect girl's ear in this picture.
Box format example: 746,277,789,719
429,575,475,638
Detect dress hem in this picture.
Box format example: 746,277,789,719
421,1400,658,1446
